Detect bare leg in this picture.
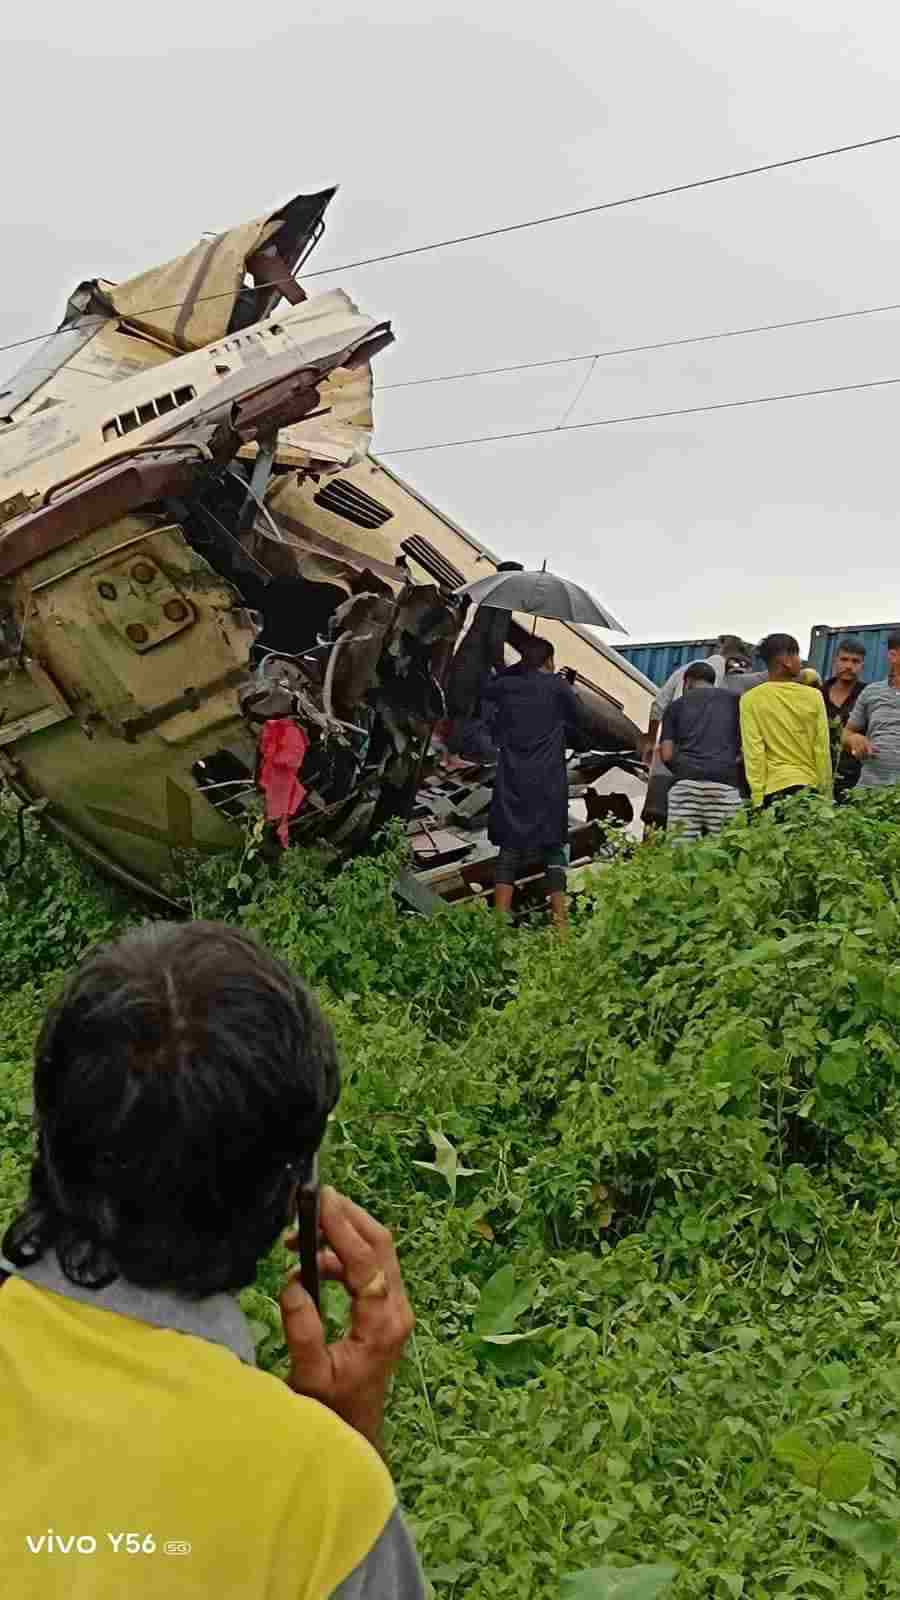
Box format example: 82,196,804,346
549,891,568,935
494,882,514,917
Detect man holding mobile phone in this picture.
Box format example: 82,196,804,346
0,922,423,1599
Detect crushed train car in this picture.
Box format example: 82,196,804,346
0,191,650,907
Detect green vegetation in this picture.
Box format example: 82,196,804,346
5,791,900,1597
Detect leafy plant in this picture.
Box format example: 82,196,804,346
413,1130,484,1200
817,1509,900,1572
773,1432,873,1501
560,1567,677,1599
6,789,900,1592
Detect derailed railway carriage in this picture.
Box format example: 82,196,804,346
0,190,650,907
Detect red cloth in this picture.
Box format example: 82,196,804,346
258,720,308,847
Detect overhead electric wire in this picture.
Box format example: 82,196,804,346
375,298,900,392
0,131,897,365
301,133,900,280
378,372,900,455
0,273,300,361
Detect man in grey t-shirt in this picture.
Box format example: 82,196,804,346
844,630,900,788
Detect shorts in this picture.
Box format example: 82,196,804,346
668,780,742,843
494,844,570,893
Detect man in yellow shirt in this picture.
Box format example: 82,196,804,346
739,633,832,810
0,922,422,1600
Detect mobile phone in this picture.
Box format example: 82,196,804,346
297,1152,320,1312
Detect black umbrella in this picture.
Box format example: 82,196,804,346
455,568,626,631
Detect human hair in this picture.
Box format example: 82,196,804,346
888,632,900,653
2,922,339,1298
717,635,744,658
521,637,554,670
684,661,716,686
759,633,800,665
836,638,866,658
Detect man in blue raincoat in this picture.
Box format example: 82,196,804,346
483,637,584,931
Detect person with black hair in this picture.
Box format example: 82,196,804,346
844,631,900,789
639,634,746,829
0,922,422,1600
739,633,832,809
483,636,583,929
659,661,743,842
821,638,867,799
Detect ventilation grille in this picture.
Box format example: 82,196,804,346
312,479,394,530
102,385,196,442
210,329,269,355
401,536,465,592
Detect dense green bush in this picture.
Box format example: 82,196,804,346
6,788,900,1595
173,825,521,1038
0,808,134,995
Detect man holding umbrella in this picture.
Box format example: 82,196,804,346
454,565,624,930
483,637,584,931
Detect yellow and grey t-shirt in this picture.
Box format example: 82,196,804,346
0,1253,424,1600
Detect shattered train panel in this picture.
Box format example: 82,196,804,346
0,187,646,906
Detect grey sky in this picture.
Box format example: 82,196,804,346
3,0,899,651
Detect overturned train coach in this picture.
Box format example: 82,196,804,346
0,190,647,906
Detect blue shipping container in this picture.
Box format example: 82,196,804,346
613,639,719,686
619,624,900,689
808,623,900,684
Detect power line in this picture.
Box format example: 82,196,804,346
0,132,897,366
378,372,900,455
303,133,900,280
375,299,900,391
0,273,307,362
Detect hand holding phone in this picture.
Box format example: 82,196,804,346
281,1186,415,1450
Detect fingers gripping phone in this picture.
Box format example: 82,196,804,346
297,1152,320,1311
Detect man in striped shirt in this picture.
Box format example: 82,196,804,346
660,661,744,843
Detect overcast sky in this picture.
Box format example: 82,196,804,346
3,1,899,650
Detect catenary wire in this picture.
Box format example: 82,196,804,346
374,298,900,391
0,133,897,363
378,372,900,454
0,275,297,361
301,133,900,279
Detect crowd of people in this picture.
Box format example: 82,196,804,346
639,628,900,842
441,624,900,925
